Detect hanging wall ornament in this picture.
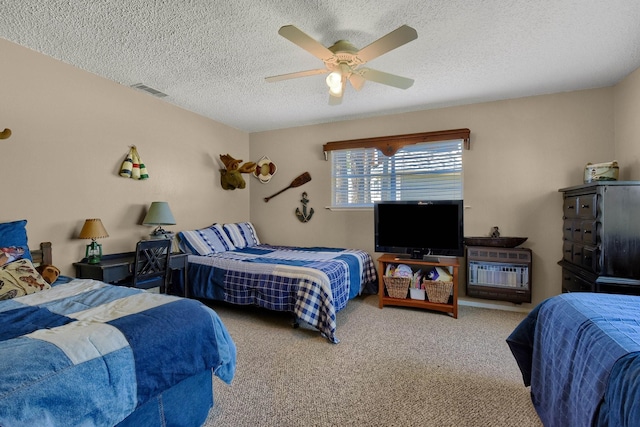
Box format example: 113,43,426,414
137,147,149,180
131,147,141,180
253,155,277,183
119,145,149,180
119,147,134,178
295,192,314,223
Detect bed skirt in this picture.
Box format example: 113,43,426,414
116,369,213,427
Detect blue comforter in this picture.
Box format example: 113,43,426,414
0,279,236,427
186,245,378,343
507,293,640,427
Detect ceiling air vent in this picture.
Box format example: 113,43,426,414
130,83,168,98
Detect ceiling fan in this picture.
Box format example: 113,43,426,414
265,25,418,105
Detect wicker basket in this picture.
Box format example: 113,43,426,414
383,276,411,299
423,280,453,304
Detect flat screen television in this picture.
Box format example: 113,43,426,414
374,200,464,260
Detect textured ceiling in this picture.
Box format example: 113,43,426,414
2,0,640,133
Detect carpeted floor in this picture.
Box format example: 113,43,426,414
202,294,542,427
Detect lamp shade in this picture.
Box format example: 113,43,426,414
78,219,109,240
143,202,176,226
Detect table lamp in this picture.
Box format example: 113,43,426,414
78,218,109,264
143,201,176,239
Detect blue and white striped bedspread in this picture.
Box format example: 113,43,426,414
507,293,640,427
0,279,236,427
187,245,378,343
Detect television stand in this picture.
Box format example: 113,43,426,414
393,254,441,263
377,253,459,318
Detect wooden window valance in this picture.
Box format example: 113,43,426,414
323,128,470,158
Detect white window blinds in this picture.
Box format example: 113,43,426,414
331,139,463,208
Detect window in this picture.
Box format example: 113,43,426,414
324,129,469,208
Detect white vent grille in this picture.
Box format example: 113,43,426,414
130,83,168,98
468,261,530,289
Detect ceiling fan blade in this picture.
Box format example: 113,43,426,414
348,73,366,91
265,68,328,83
358,68,414,89
278,25,335,61
356,25,418,63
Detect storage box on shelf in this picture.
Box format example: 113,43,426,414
409,287,425,300
377,253,459,318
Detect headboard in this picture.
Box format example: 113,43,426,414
31,241,53,266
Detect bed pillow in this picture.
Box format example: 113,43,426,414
178,224,236,256
0,246,26,267
0,220,32,261
0,258,51,300
223,222,260,249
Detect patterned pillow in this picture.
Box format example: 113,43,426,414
178,224,236,256
0,220,32,261
223,222,260,249
0,258,51,300
0,246,25,267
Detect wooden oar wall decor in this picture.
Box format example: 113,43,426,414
0,128,12,139
264,172,311,202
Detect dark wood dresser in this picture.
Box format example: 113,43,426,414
559,181,640,295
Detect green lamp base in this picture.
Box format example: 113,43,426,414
85,241,103,264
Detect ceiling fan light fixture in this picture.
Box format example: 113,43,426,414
266,24,418,103
328,86,343,96
326,71,342,94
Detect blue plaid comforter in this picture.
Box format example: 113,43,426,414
186,245,378,343
0,279,236,427
507,293,640,427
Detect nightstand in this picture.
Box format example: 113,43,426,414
73,251,189,296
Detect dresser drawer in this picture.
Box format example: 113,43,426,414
576,193,597,218
564,219,598,244
563,193,598,219
563,196,579,219
562,269,595,292
580,220,597,245
562,241,573,263
562,219,582,241
582,245,600,273
567,243,600,273
571,242,584,266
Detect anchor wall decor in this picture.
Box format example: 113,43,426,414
295,192,314,223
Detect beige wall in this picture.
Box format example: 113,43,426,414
4,37,639,310
1,39,250,275
250,89,616,308
614,66,640,179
